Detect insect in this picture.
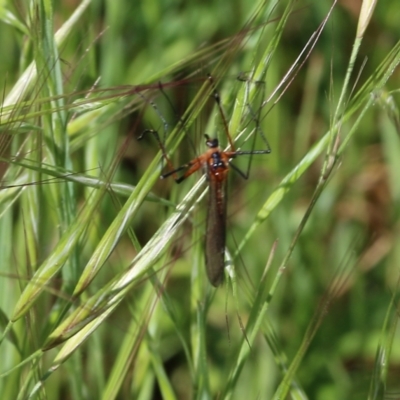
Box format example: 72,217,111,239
139,74,271,286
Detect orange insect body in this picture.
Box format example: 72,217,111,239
163,134,233,286
203,138,231,286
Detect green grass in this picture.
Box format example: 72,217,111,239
1,0,400,399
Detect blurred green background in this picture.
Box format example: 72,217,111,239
1,0,400,399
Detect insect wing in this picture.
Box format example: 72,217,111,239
205,171,227,286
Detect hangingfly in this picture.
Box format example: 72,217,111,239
139,74,270,286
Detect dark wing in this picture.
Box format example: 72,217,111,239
205,176,227,286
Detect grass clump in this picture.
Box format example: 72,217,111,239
1,0,400,399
